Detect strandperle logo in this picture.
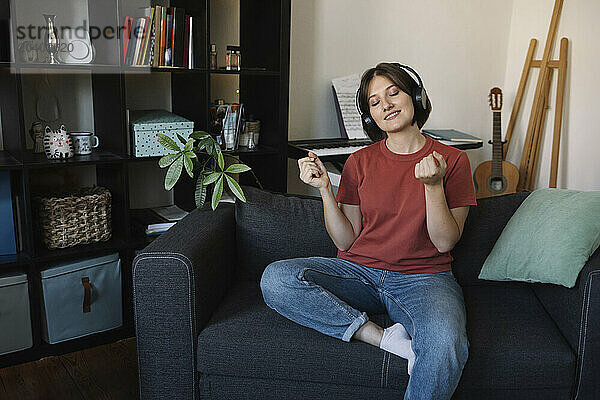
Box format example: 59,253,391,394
16,20,130,41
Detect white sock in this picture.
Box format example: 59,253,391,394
379,323,416,375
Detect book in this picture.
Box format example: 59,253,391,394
173,7,185,67
141,8,154,65
422,129,483,143
145,222,176,235
189,16,194,69
165,13,172,66
122,16,132,63
124,18,140,65
159,6,167,66
183,15,190,68
152,205,188,221
152,5,162,67
136,16,149,65
133,18,145,65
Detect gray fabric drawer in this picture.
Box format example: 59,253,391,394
40,252,123,344
0,271,33,355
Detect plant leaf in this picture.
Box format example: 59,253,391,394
158,133,181,152
165,155,184,190
213,142,222,158
203,172,222,185
195,177,207,209
159,153,181,168
185,151,197,158
225,174,246,202
183,153,194,178
211,175,224,210
189,131,211,140
176,133,187,146
225,163,251,174
217,151,224,171
184,139,194,152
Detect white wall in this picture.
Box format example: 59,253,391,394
502,0,599,190
288,0,514,196
288,0,599,195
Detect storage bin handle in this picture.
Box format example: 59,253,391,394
82,277,92,313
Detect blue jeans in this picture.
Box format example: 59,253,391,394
260,256,469,400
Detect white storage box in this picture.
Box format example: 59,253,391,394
40,253,122,344
0,271,33,355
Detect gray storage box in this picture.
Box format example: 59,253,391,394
40,253,122,344
0,271,33,355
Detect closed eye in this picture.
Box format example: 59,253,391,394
370,90,399,108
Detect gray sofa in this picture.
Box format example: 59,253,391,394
133,185,599,399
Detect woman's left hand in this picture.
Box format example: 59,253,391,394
415,151,447,186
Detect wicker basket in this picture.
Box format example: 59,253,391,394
36,186,112,250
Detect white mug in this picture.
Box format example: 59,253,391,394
70,132,99,155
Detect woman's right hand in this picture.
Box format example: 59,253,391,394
298,152,331,189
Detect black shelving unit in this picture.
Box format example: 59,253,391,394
0,0,290,368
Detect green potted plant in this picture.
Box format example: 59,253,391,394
157,131,260,210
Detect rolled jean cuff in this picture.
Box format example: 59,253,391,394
342,311,369,342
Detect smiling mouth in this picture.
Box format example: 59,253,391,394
385,111,400,120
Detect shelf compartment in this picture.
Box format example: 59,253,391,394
21,151,124,167
0,252,30,269
124,66,208,74
32,238,128,265
210,68,279,76
0,150,22,169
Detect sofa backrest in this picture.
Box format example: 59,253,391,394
235,186,337,281
451,190,531,286
235,185,531,285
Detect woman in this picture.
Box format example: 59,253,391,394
260,62,476,399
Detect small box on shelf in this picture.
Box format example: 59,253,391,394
129,109,194,157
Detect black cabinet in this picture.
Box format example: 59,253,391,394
0,0,290,368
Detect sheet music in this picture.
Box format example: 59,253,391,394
332,74,367,140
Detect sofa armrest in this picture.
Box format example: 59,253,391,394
133,204,236,400
532,247,600,400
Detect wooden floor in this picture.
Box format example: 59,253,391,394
0,338,139,400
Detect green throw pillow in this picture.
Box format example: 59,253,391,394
478,188,600,288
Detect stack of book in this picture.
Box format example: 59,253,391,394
130,205,189,238
123,6,196,68
145,205,188,236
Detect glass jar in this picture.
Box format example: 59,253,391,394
226,45,236,70
209,44,217,69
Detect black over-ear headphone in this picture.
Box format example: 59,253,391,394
355,63,428,133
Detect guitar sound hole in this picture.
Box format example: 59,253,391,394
489,177,505,193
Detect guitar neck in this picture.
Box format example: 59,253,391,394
492,111,503,178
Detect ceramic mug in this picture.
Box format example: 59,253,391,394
70,132,99,155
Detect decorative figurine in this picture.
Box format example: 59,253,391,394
30,121,45,153
43,125,74,159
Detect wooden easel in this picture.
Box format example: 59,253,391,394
503,0,568,190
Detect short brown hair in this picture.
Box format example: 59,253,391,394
357,63,432,142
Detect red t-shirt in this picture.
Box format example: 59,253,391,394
335,135,477,273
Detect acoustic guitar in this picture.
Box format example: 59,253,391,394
474,88,519,198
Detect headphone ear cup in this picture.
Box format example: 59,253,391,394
362,114,376,132
413,87,427,112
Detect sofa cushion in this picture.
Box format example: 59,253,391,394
235,186,337,281
458,282,575,393
197,280,575,394
451,191,531,286
478,188,600,288
197,280,407,390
